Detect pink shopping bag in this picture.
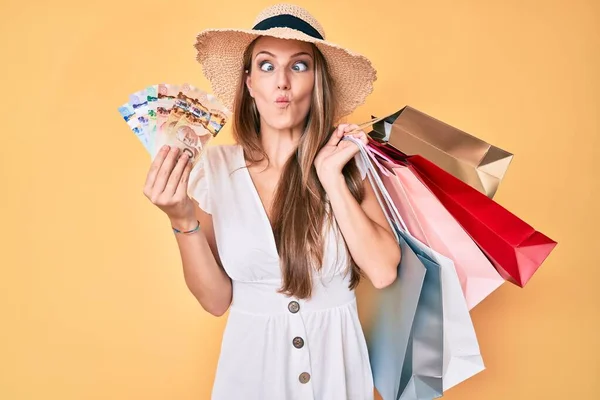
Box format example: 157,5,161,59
370,145,504,309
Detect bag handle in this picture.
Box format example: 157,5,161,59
343,136,409,236
368,139,408,161
344,136,399,240
361,142,409,233
366,143,394,164
365,145,392,177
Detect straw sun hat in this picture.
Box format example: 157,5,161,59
193,3,377,121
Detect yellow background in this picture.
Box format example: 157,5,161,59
1,0,598,398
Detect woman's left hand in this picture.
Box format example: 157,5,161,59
314,123,368,189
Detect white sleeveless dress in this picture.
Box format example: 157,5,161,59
189,144,374,400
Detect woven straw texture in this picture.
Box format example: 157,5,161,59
193,4,377,121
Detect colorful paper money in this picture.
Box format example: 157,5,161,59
118,82,230,165
129,88,152,152
118,103,149,151
145,84,158,154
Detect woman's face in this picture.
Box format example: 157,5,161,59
246,36,315,132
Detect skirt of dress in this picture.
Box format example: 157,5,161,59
210,275,374,400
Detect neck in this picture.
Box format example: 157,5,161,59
257,123,304,169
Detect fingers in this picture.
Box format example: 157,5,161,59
327,123,348,146
338,127,368,160
174,159,193,200
340,124,368,147
144,146,181,202
343,124,359,133
329,123,369,148
164,152,191,197
351,130,368,146
144,145,170,195
154,147,181,194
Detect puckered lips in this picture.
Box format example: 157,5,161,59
275,95,291,109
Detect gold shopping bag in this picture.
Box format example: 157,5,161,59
370,106,513,198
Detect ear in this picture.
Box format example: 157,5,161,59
245,71,254,98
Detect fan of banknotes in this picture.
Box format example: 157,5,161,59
117,83,231,165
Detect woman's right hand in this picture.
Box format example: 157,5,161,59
143,145,196,228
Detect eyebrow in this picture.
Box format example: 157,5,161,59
254,51,313,59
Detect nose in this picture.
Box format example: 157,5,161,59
277,69,290,90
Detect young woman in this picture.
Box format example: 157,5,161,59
143,4,401,399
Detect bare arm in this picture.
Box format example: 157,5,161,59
315,125,400,289
170,207,232,317
324,173,400,289
144,145,231,316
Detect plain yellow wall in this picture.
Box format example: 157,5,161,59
1,0,598,398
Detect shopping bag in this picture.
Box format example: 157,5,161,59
360,232,428,400
353,138,443,399
368,144,504,310
367,139,558,287
397,228,443,400
349,136,485,396
399,229,483,393
370,106,513,199
408,153,557,287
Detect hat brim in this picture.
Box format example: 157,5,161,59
194,27,377,121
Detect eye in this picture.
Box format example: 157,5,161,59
292,61,309,72
259,61,274,72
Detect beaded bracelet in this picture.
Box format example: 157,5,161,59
172,220,200,235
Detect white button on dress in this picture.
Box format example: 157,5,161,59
189,144,374,400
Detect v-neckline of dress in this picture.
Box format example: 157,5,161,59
237,144,280,259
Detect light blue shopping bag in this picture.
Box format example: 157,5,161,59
349,135,483,399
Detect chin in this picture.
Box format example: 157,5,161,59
265,114,304,131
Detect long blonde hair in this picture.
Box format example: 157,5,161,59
231,38,365,299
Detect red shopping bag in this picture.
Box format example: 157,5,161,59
367,139,557,287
